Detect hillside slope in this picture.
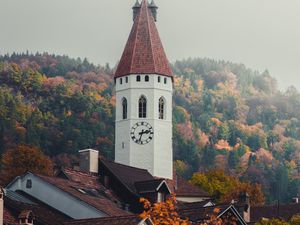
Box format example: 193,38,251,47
1,53,300,203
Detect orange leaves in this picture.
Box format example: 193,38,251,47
215,140,232,151
139,195,190,225
0,145,53,185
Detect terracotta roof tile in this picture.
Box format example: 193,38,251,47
115,0,173,78
3,207,18,225
35,174,130,217
64,215,145,225
175,176,210,197
251,203,300,222
101,159,154,195
4,195,69,225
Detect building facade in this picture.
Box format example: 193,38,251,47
114,0,173,179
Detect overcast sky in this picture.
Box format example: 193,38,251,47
0,0,299,90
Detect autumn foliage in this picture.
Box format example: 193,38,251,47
1,145,53,184
140,194,190,225
191,170,265,206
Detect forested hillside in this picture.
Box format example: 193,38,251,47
1,53,300,204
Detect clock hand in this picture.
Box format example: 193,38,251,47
139,129,145,141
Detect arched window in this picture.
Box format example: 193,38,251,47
122,98,127,119
136,75,141,82
139,96,147,118
145,75,149,82
159,97,165,119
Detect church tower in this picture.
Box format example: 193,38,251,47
114,0,173,179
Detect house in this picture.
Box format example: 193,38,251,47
250,202,300,224
6,171,129,220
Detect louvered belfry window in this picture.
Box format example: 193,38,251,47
122,98,127,119
159,97,165,119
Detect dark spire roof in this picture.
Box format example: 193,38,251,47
115,0,173,78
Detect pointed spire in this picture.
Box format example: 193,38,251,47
115,0,173,79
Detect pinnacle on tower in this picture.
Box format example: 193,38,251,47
132,0,141,21
148,0,158,22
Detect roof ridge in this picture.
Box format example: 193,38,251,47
145,0,156,73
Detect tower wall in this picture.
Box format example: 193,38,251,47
115,74,173,179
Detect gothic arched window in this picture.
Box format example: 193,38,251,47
136,75,141,82
138,96,147,118
145,75,149,82
122,98,127,119
159,97,165,119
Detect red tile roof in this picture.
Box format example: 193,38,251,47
165,174,210,198
4,195,70,225
175,176,210,197
251,203,300,222
64,215,147,225
115,0,173,78
3,207,18,225
101,159,154,196
35,174,130,217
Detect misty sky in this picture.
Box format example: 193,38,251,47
0,0,299,90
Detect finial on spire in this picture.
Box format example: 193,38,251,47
148,0,158,22
132,0,141,22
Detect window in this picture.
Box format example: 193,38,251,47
136,75,141,82
122,142,125,149
138,96,147,118
125,76,128,83
145,75,149,82
164,77,167,84
158,76,161,83
157,192,165,203
122,98,127,119
120,78,123,84
159,97,165,119
26,179,32,189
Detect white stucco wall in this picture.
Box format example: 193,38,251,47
115,74,173,179
7,173,106,219
176,196,211,203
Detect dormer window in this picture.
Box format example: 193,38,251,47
136,75,141,82
145,75,149,82
26,179,32,189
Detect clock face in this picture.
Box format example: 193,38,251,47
131,122,154,145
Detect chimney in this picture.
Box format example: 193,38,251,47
18,210,34,225
0,188,3,225
293,197,299,204
148,0,158,22
78,149,99,174
239,192,250,223
132,0,141,21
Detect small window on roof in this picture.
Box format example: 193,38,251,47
136,75,141,82
26,179,32,189
145,75,149,82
